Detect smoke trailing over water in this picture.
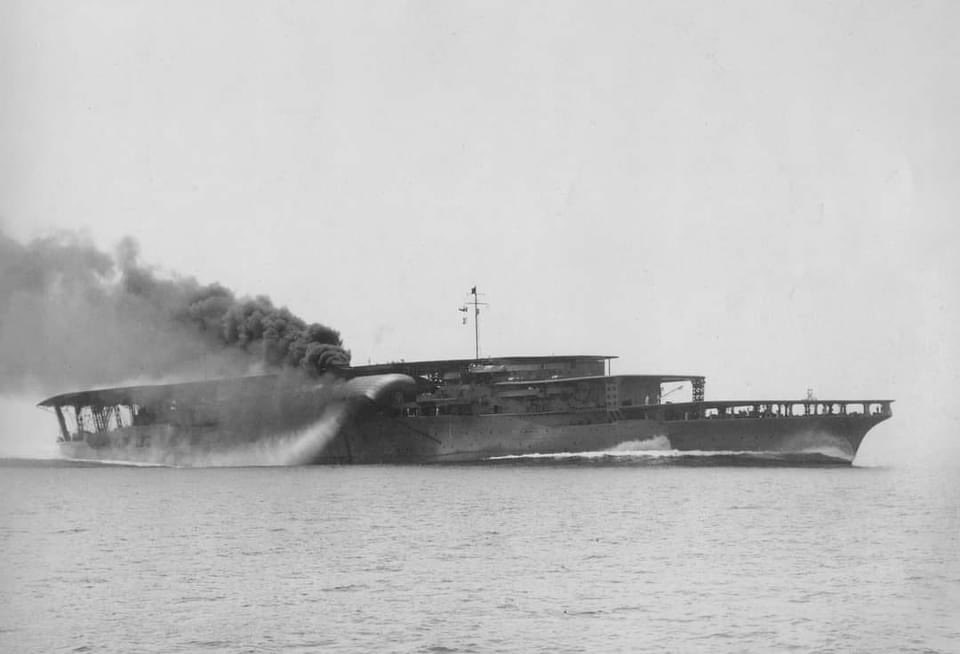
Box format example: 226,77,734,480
0,229,350,395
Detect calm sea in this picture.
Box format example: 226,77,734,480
1,457,957,653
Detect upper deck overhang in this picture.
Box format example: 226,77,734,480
344,355,618,378
37,375,281,408
35,357,705,408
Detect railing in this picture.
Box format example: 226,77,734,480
659,400,893,422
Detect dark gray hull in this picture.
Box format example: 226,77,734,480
313,410,888,465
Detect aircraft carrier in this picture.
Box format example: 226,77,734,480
38,354,892,465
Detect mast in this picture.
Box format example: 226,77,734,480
459,286,488,360
472,286,479,360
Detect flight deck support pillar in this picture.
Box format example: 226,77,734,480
53,406,69,441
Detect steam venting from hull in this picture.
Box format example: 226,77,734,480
61,403,353,467
0,229,349,395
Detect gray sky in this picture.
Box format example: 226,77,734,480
2,1,958,464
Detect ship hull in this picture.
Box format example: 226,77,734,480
312,410,887,465
56,410,884,466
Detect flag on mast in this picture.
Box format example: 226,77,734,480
471,286,477,295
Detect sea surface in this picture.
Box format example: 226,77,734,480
1,456,958,653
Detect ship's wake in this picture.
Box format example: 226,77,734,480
779,431,855,462
485,435,854,466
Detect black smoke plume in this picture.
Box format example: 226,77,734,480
0,229,349,394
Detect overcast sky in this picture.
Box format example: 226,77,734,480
2,1,958,464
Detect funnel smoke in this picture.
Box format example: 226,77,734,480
0,229,349,394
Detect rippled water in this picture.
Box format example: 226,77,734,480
1,458,958,653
